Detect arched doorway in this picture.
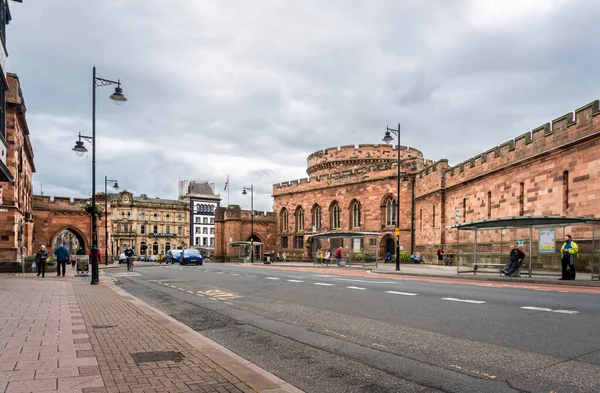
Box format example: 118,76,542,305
52,228,86,255
140,241,147,257
380,235,396,259
152,242,159,255
165,242,171,252
247,234,262,261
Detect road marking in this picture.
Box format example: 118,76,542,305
387,291,418,296
314,283,334,286
333,278,395,284
521,306,579,314
286,275,304,279
287,279,304,283
265,277,280,280
217,272,225,274
186,291,194,294
442,297,485,304
178,288,185,291
247,275,258,278
170,285,177,288
229,273,240,276
346,286,366,290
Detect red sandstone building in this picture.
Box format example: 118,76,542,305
216,100,600,266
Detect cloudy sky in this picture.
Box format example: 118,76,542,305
7,0,599,211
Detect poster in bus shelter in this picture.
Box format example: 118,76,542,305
76,255,90,276
538,229,556,253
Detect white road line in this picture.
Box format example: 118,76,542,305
521,306,579,314
442,297,485,304
170,285,176,288
314,283,334,286
333,278,395,284
387,291,418,296
187,291,194,294
217,272,225,274
287,279,304,283
229,273,240,276
314,274,336,278
265,277,280,280
286,276,305,279
247,275,258,278
346,286,366,290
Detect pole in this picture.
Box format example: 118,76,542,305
104,176,108,265
396,123,401,271
251,185,254,263
410,178,415,256
91,66,99,285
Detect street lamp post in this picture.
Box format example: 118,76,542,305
104,176,119,265
383,124,402,271
72,66,126,285
242,185,254,263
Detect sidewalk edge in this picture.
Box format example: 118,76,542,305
103,278,304,393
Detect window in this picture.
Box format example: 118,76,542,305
153,213,158,220
127,212,131,219
369,238,377,246
141,224,146,235
563,170,569,211
178,215,182,221
203,237,208,246
165,242,171,252
203,217,208,224
195,227,200,234
281,236,288,249
331,202,340,229
462,198,467,223
280,209,288,232
153,225,158,234
487,191,492,218
519,182,525,216
140,213,145,220
210,218,214,224
210,228,214,234
195,237,199,245
166,214,170,221
312,204,321,231
385,197,396,226
195,217,200,223
210,238,214,246
166,225,170,234
0,78,5,140
123,224,128,232
295,207,304,232
203,227,208,234
294,236,304,249
178,226,182,235
351,201,361,228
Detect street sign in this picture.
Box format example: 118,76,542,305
76,255,90,276
518,239,524,246
394,228,400,236
0,208,7,212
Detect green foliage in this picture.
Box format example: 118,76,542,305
353,251,375,261
82,202,103,219
393,251,411,261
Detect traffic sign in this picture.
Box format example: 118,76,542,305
394,228,400,236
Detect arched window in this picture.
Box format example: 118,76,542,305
351,200,361,228
487,191,492,218
563,170,569,211
519,182,525,216
152,242,158,255
140,213,145,220
385,197,396,226
295,207,304,232
141,224,146,235
312,204,322,231
166,214,170,221
153,213,158,220
330,202,341,230
127,212,131,219
280,208,288,232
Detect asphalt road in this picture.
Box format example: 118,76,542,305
107,263,600,393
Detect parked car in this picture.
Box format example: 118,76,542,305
118,253,127,264
180,248,203,265
165,249,183,264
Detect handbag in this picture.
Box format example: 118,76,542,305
31,261,36,271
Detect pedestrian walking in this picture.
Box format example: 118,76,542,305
336,247,342,266
70,253,77,269
437,248,444,265
282,251,287,263
35,245,48,278
276,252,280,262
88,249,102,265
53,243,70,277
560,234,579,280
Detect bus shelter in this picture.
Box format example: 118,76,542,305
228,241,263,263
306,231,381,268
451,216,600,279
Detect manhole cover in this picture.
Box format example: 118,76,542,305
130,351,184,364
92,324,116,329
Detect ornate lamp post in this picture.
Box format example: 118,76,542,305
383,123,403,271
104,176,119,265
72,66,126,285
242,185,254,263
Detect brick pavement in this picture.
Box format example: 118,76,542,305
0,269,302,393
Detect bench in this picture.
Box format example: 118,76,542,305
473,262,521,277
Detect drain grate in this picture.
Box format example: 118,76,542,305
92,324,116,329
130,351,184,364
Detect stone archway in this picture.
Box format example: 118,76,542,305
380,234,396,259
247,234,263,260
51,226,87,255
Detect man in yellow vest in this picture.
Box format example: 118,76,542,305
560,234,578,280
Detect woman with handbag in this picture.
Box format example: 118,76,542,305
35,245,48,278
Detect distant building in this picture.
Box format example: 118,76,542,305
108,191,189,258
178,180,221,251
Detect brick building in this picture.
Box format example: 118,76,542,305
0,73,35,270
267,99,600,266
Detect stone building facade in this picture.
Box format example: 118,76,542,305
109,190,189,258
178,180,221,250
270,99,600,265
0,73,35,270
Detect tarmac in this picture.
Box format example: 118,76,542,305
0,265,303,393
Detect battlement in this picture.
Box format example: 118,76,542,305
306,143,424,177
444,100,600,188
32,195,107,211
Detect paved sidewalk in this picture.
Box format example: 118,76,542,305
0,271,302,393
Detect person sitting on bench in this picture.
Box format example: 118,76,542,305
411,252,423,264
503,244,525,276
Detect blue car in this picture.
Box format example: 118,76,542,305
180,248,203,265
165,250,182,264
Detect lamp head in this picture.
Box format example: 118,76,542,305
72,140,88,156
242,189,247,196
382,130,393,144
113,182,119,190
402,176,410,186
109,84,127,103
